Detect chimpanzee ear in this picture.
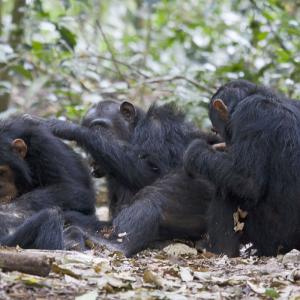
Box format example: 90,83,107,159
120,101,136,122
212,99,229,121
11,139,28,159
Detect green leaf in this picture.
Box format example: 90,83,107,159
31,41,43,52
257,31,269,41
265,288,279,299
11,65,33,80
56,25,77,49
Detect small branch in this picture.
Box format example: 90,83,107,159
71,54,150,78
95,20,129,86
143,75,213,93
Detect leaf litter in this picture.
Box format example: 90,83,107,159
0,244,299,299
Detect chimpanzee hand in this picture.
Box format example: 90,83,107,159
23,115,63,126
23,114,46,125
23,115,68,133
183,139,214,178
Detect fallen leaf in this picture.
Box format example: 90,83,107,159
180,267,193,282
247,281,266,294
233,207,248,232
163,243,197,257
282,249,300,264
288,269,300,282
143,269,163,287
194,271,211,282
75,290,98,300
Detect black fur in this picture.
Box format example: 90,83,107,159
0,117,100,250
184,80,300,256
35,101,218,256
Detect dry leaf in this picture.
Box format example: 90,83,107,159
180,267,193,282
163,243,197,256
233,207,248,232
143,269,163,287
75,290,98,300
282,249,300,264
247,281,266,294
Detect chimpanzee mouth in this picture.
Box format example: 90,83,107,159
211,127,218,134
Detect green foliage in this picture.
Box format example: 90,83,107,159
265,288,280,299
1,0,300,125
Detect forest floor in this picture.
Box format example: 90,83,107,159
0,244,299,300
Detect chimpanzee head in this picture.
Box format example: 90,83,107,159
82,100,144,178
82,100,142,141
208,80,258,142
0,121,33,202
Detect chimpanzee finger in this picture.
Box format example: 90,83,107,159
212,142,227,151
22,114,46,125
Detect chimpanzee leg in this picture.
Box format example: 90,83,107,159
104,171,213,257
1,208,64,250
208,195,240,257
111,191,162,257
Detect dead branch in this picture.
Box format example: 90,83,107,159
0,248,54,277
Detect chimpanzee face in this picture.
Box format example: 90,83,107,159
82,100,137,141
0,164,18,203
0,139,26,203
0,137,31,199
82,100,138,178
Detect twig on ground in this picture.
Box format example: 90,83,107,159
0,248,54,277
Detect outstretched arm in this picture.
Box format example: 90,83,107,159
28,117,158,190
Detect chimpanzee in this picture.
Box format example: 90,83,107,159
28,100,220,256
84,101,221,216
0,117,101,250
184,79,300,256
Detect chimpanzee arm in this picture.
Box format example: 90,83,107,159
184,139,263,203
3,183,95,214
43,119,158,189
